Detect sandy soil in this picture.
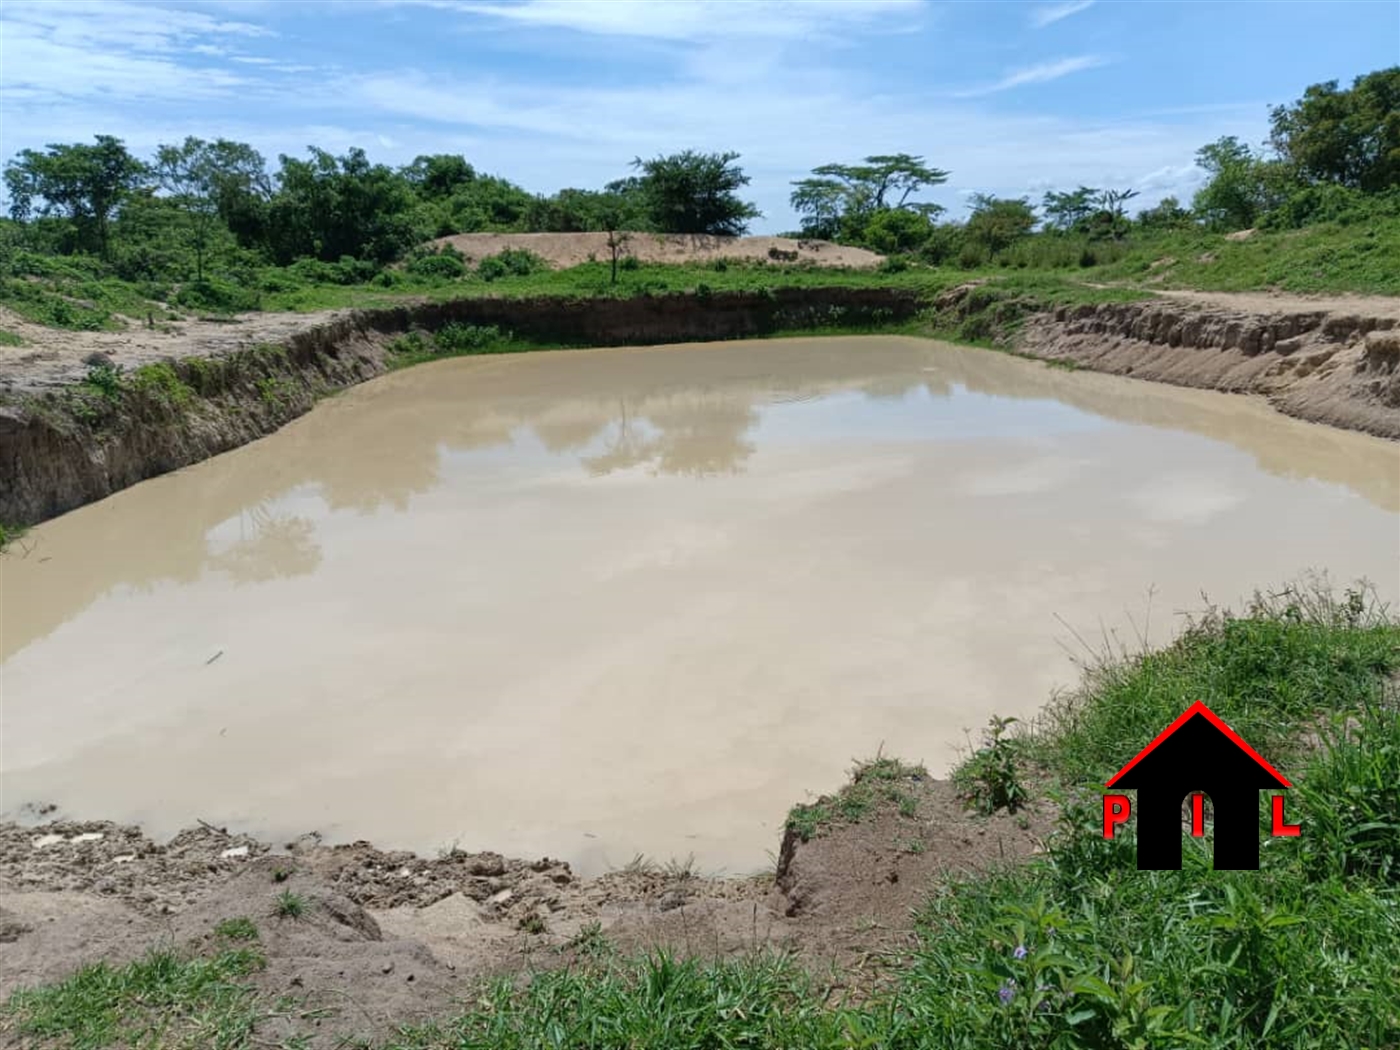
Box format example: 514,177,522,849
0,779,1051,1047
0,305,351,395
1156,289,1400,320
432,232,884,270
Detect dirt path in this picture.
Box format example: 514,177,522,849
1,779,1051,1047
1156,288,1400,319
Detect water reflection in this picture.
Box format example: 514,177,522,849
2,336,1396,664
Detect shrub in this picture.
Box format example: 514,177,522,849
173,279,260,313
954,715,1029,814
406,253,466,279
434,322,506,353
476,248,547,281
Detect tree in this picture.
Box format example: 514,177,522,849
1268,67,1400,192
790,154,949,242
266,147,424,264
154,137,266,280
964,194,1036,254
3,135,146,257
1096,187,1140,240
630,150,760,236
1041,186,1099,232
1192,137,1277,230
401,154,476,199
863,207,936,254
1136,195,1192,231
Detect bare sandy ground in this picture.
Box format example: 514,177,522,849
432,231,884,269
0,779,1052,1047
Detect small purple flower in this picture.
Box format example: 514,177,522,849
998,979,1016,1005
1013,944,1028,959
1046,926,1056,938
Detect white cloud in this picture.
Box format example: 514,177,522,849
417,0,926,40
954,55,1108,97
1029,1,1095,29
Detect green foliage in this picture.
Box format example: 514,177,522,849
274,890,306,919
82,359,123,400
1034,584,1399,787
128,362,193,407
0,522,28,553
388,952,849,1050
1192,136,1287,230
630,149,760,235
954,715,1029,814
964,194,1037,254
173,277,260,314
266,146,426,265
791,153,948,242
405,251,467,279
476,247,547,281
1269,66,1400,192
2,947,264,1048
786,756,927,842
3,135,147,257
1296,697,1400,883
213,917,260,942
434,322,507,353
0,329,23,346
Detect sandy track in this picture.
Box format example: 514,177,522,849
433,231,884,269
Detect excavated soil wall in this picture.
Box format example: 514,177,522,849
1016,297,1400,438
0,288,925,526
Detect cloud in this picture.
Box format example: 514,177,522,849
423,0,926,41
954,55,1108,97
1029,1,1095,29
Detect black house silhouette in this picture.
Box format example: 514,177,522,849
1107,701,1290,870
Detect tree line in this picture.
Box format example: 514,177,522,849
2,66,1394,287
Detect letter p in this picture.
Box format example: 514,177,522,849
1102,794,1131,838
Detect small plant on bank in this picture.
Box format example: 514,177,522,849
274,890,306,920
518,913,547,935
955,715,1030,814
82,358,124,401
271,866,293,883
786,755,928,842
214,917,260,942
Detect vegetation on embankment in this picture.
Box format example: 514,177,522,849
5,583,1397,1049
3,68,1397,334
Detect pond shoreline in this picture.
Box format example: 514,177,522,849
1,284,1397,530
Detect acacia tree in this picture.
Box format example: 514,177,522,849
1041,186,1099,232
630,150,760,236
790,154,949,242
3,135,146,257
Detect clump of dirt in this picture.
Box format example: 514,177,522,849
1,774,1053,1047
433,232,884,270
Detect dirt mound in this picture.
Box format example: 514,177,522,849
1,775,1044,1046
432,231,884,269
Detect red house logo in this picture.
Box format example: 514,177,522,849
1102,702,1301,870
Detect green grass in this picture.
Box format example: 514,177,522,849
274,890,305,920
1089,217,1400,296
786,755,928,842
6,583,1398,1049
213,918,260,943
0,328,24,346
2,947,265,1049
0,522,28,553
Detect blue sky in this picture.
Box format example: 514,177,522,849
2,0,1396,231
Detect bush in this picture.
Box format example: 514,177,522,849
434,322,506,353
406,253,466,279
476,248,547,282
954,716,1028,814
173,279,261,314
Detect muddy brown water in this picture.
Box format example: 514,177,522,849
2,336,1397,875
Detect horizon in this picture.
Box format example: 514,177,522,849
1,0,1397,231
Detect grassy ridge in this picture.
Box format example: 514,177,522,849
3,216,1395,336
6,583,1398,1049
